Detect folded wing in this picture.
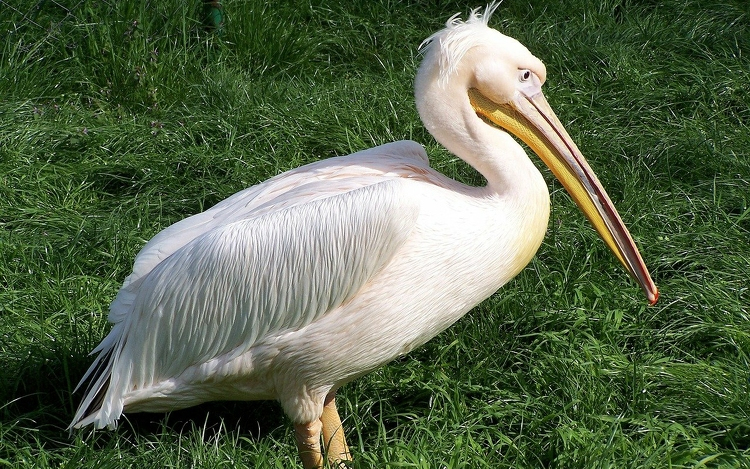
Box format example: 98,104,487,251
71,141,429,429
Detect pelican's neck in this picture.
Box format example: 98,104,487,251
414,67,552,300
415,67,544,198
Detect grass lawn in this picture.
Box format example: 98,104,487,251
1,0,749,467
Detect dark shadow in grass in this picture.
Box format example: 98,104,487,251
86,165,145,197
117,399,287,442
1,336,287,454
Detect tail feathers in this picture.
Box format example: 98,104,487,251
69,326,126,431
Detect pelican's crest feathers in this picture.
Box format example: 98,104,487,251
419,2,502,87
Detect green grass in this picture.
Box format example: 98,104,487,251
1,0,749,467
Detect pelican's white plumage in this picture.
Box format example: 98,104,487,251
72,5,657,467
72,137,548,427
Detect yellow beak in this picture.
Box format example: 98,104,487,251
469,88,659,305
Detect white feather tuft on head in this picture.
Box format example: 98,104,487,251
419,2,502,87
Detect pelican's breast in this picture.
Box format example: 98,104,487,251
259,173,551,422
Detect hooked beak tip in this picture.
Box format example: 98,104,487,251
648,289,659,306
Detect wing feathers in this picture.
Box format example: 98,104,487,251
119,141,429,293
72,178,420,428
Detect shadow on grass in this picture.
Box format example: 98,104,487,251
118,399,287,442
1,340,287,453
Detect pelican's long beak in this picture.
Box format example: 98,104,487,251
469,88,659,305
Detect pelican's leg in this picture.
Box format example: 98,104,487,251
321,393,351,467
294,419,323,469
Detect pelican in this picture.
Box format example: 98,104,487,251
70,5,658,468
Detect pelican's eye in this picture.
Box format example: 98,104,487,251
517,69,542,97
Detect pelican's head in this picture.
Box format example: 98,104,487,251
418,4,546,102
417,4,659,304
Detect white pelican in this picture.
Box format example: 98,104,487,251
71,4,658,468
